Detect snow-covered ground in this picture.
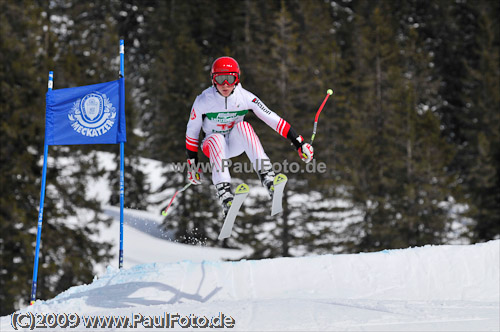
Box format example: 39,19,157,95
3,152,498,330
2,229,499,330
98,205,250,271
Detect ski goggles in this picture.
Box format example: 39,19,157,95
213,73,238,86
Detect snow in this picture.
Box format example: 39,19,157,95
2,238,498,330
3,152,498,330
97,205,250,271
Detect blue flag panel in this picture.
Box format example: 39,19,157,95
45,79,126,145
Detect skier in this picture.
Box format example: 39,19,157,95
185,56,314,217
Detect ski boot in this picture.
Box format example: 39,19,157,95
215,182,234,218
258,169,276,199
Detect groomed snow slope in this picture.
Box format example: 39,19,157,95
97,206,249,269
2,240,499,331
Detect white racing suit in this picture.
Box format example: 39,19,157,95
186,84,297,185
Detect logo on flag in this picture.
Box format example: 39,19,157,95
68,91,117,138
45,79,126,145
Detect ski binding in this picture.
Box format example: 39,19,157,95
218,183,249,240
271,173,288,216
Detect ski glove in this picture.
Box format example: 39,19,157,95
187,158,202,185
296,135,314,163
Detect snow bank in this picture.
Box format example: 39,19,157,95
37,240,500,309
97,206,249,271
3,241,498,331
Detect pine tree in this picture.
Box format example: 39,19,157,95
427,0,499,242
340,1,459,251
0,0,114,314
136,1,223,245
462,1,500,240
230,0,347,257
342,2,405,250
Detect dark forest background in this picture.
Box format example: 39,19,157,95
1,0,498,314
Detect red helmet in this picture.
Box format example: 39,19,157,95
211,56,240,86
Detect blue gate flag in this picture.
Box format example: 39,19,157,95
45,78,126,145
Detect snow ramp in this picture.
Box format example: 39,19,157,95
4,240,499,331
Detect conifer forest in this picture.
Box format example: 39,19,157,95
1,0,499,314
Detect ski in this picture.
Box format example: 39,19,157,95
271,173,288,216
218,183,249,240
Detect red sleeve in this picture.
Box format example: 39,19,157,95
186,135,199,152
276,119,291,138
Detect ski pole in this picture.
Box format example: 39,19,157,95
161,182,192,216
310,89,334,144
